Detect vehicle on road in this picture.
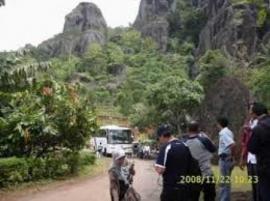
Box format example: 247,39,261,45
91,125,134,156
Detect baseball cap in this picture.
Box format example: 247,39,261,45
157,124,172,138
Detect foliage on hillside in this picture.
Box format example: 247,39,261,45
32,29,200,130
197,50,230,90
168,0,208,48
2,0,270,134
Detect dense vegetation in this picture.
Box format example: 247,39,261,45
0,52,97,187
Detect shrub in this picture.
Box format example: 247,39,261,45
44,153,70,178
0,157,28,187
0,79,97,158
27,157,46,181
79,151,96,166
65,151,80,175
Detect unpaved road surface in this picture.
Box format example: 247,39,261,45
0,159,251,201
1,159,161,201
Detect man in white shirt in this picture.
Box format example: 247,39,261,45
217,117,236,201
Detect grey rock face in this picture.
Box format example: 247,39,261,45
134,0,175,51
198,77,251,144
38,2,107,57
63,2,107,34
0,0,5,6
197,0,258,62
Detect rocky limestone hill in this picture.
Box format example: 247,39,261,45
134,0,270,63
133,0,270,135
134,0,176,51
38,2,107,57
197,0,258,64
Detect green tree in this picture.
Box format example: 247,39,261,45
0,79,96,157
147,76,204,134
78,43,107,76
0,52,50,92
50,56,79,81
197,50,229,90
249,66,270,108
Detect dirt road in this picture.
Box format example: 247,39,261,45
1,159,161,201
0,159,252,201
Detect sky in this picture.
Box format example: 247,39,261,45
0,0,141,51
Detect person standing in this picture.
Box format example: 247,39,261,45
239,103,260,201
217,117,236,201
97,142,103,158
184,121,216,201
155,124,192,201
248,103,270,201
109,148,140,201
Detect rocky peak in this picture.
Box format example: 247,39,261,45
196,0,270,65
38,2,107,57
135,0,175,22
134,0,176,51
63,2,106,33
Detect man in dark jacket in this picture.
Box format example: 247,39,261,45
155,124,193,201
248,103,270,201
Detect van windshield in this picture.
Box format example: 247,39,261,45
107,130,132,144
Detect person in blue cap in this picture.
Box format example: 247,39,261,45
155,124,196,201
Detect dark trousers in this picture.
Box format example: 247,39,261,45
259,175,270,201
202,180,216,201
161,187,188,201
247,163,260,201
187,179,216,201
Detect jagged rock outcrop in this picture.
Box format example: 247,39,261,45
134,0,176,51
198,77,252,142
197,0,264,64
38,2,107,57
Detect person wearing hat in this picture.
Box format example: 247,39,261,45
109,148,140,201
155,124,192,201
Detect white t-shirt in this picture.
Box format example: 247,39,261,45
247,119,258,164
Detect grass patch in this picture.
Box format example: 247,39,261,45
79,157,111,178
0,157,111,198
212,166,251,192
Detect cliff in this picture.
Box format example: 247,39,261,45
38,2,107,57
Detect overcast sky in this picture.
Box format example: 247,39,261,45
0,0,141,51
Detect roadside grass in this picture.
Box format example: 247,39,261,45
212,165,251,192
79,156,111,178
0,157,111,197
